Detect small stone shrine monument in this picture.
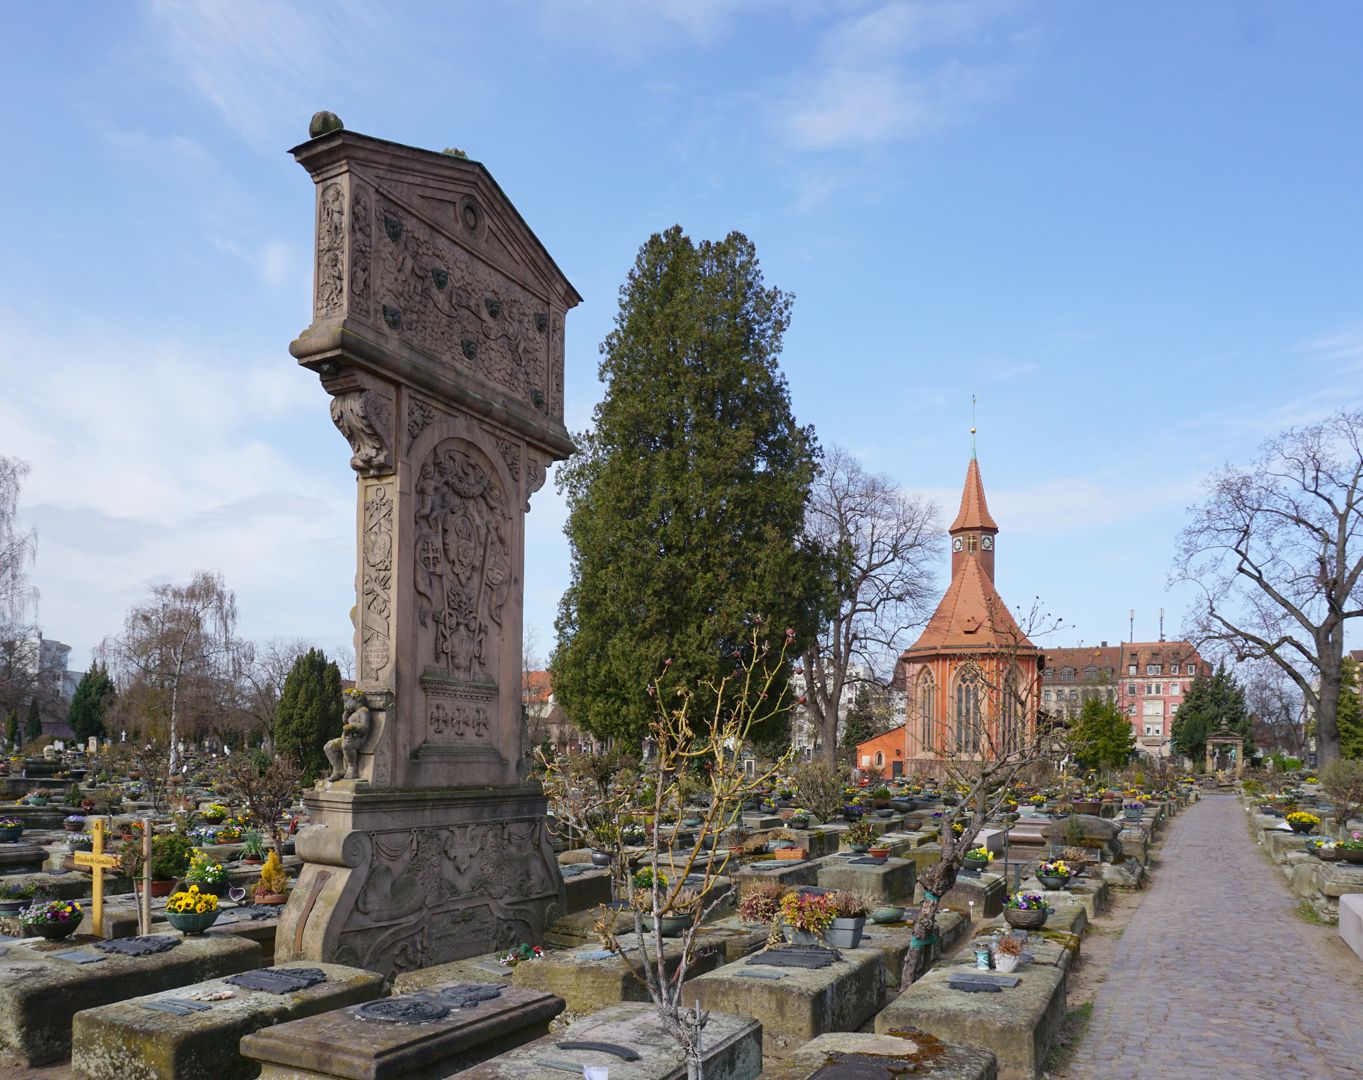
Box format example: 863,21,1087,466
277,114,577,977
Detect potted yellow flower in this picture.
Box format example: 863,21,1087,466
165,885,219,934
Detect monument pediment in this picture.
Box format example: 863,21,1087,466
290,129,578,455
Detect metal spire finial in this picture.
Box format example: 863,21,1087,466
970,395,977,459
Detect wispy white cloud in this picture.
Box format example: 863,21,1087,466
0,317,353,662
532,0,767,59
1300,322,1363,367
142,0,374,145
777,0,1028,152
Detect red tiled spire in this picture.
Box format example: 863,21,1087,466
949,458,998,533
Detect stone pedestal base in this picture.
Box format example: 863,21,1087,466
276,784,565,978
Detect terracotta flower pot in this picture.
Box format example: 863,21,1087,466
253,892,288,906
868,847,890,859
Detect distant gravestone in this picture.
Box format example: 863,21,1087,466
277,115,578,977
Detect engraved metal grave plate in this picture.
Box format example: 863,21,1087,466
435,983,504,1008
556,1041,641,1061
808,1053,898,1079
746,945,839,969
355,996,451,1024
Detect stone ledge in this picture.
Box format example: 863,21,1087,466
244,983,563,1080
453,1001,762,1080
71,960,383,1080
758,1031,998,1080
683,944,884,1058
875,960,1066,1080
0,933,264,1065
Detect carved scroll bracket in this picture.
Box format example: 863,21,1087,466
319,364,396,477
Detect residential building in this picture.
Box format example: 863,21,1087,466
1115,642,1210,758
1039,644,1121,720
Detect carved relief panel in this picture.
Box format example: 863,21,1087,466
359,481,394,683
413,438,511,686
316,182,346,318
371,198,551,416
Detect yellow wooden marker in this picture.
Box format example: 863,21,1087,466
72,817,120,938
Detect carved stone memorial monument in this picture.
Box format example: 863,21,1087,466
276,116,578,977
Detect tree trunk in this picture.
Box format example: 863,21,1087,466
902,858,956,986
1317,636,1343,766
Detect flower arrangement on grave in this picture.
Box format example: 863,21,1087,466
1004,891,1045,911
21,898,82,939
631,867,667,891
994,932,1024,972
779,890,836,936
829,891,868,919
736,880,787,925
200,803,229,824
239,829,266,863
1037,859,1071,887
1338,833,1363,850
67,833,93,852
28,788,52,805
63,814,86,831
964,847,994,863
0,817,23,841
1028,794,1047,806
166,885,218,915
184,849,227,886
1286,811,1321,835
845,820,876,849
496,943,544,966
253,850,290,903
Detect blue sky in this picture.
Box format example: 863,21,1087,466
2,1,1361,673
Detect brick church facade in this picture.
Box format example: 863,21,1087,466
856,454,1041,779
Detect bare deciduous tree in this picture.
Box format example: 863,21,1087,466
0,457,49,720
1241,657,1308,758
802,446,938,763
1174,410,1363,765
104,571,240,779
237,638,312,754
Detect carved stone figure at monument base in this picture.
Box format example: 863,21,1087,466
325,691,374,782
278,116,576,978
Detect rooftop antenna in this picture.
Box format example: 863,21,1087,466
970,394,977,460
1128,609,1135,643
1159,607,1165,642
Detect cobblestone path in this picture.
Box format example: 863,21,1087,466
1064,794,1363,1079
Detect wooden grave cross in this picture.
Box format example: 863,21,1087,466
72,817,120,937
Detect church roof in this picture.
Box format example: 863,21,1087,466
948,458,998,533
904,555,1036,656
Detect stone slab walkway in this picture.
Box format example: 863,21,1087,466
1064,794,1363,1079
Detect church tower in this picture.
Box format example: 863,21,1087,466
856,450,1040,779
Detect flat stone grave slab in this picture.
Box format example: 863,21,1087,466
876,960,1066,1080
453,1001,761,1080
734,859,821,888
698,917,778,962
817,855,916,904
394,952,518,992
242,983,563,1080
71,960,382,1080
0,843,54,875
1015,875,1106,920
511,933,724,1015
0,932,264,1065
743,814,783,831
938,871,1006,918
682,944,884,1058
757,1031,998,1080
964,929,1077,976
975,828,1006,856
560,864,613,913
855,908,969,989
900,843,944,877
790,828,841,859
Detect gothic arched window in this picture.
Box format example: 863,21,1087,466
954,667,982,754
917,669,936,753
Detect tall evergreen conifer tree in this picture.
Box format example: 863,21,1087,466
1070,697,1136,772
1338,656,1363,760
68,663,116,742
3,709,16,748
274,648,343,781
23,696,40,742
554,227,827,744
1171,665,1252,764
